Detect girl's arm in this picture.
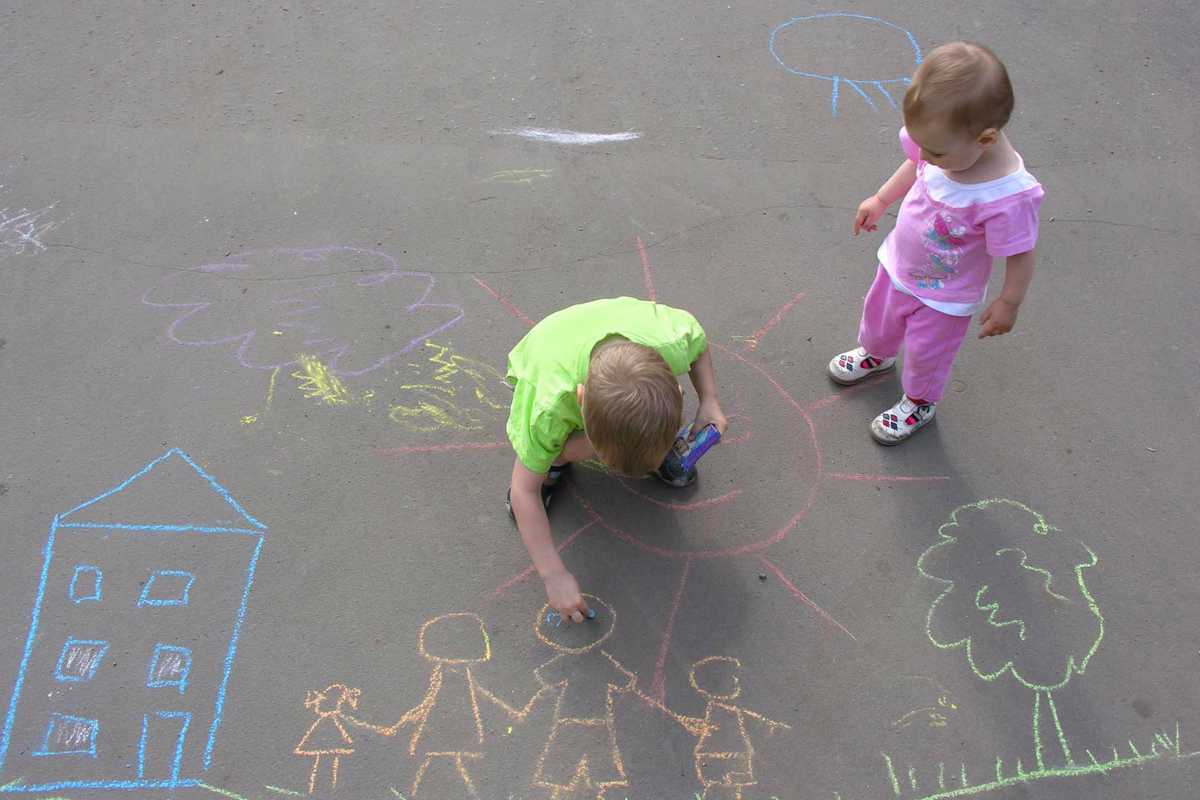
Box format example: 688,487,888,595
854,159,918,235
876,159,919,205
979,250,1035,338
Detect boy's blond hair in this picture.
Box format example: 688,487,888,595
584,338,682,476
903,42,1014,135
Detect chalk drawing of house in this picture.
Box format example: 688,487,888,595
0,448,267,792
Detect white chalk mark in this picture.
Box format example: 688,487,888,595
0,203,56,256
491,127,640,145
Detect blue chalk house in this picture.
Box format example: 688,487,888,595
0,449,267,792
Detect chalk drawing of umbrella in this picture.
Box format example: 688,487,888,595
768,12,922,116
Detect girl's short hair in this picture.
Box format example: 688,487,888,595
584,338,682,477
903,42,1014,134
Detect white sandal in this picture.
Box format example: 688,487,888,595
870,395,936,445
828,346,896,385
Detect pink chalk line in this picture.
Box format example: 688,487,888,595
650,557,693,703
472,275,536,329
740,293,806,353
827,473,950,483
483,518,599,605
375,440,508,457
758,556,857,642
805,380,883,413
722,412,753,445
637,236,657,301
612,482,742,512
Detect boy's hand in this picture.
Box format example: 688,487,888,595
853,195,888,235
543,569,590,624
690,397,728,440
978,298,1019,338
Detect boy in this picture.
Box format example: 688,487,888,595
505,297,727,623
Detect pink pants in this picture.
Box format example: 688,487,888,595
857,266,971,404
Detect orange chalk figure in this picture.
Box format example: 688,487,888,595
685,656,791,800
294,683,362,794
530,596,638,800
374,612,544,799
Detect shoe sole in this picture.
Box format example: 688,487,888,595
652,471,697,488
870,412,935,446
827,361,896,386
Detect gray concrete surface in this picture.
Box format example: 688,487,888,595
0,1,1198,798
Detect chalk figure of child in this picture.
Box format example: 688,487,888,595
294,683,362,794
830,42,1044,444
504,298,727,622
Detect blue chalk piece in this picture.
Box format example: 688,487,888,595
586,608,597,620
546,611,562,627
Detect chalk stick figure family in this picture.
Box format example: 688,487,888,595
295,602,789,799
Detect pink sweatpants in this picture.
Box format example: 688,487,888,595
857,266,971,404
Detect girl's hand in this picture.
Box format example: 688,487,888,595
543,569,590,624
853,196,888,235
690,397,728,439
978,298,1020,338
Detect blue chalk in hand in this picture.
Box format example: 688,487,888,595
546,610,562,627
586,608,597,620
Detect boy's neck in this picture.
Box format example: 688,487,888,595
944,132,1019,183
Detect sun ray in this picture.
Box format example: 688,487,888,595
650,557,694,702
637,235,657,301
740,292,807,353
481,518,599,606
375,441,509,457
472,275,536,329
759,556,857,641
827,473,950,483
805,380,885,413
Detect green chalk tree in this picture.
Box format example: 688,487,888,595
917,499,1104,770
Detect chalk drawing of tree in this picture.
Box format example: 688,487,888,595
916,499,1103,770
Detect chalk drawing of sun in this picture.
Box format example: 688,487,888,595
376,232,950,705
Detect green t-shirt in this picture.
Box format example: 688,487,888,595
505,297,708,474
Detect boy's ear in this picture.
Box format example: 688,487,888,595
976,127,999,148
576,383,585,405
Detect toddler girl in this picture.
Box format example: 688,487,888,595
829,41,1044,444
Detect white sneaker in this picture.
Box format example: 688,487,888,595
828,346,896,385
870,395,936,445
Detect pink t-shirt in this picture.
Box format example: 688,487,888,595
879,128,1044,316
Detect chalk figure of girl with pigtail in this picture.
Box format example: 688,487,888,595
294,683,362,794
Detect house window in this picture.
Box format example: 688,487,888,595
147,644,192,694
54,639,109,683
33,713,99,757
137,570,195,607
68,565,102,604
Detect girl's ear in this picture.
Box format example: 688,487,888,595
976,128,999,148
576,383,585,405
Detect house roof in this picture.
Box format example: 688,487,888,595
57,448,267,533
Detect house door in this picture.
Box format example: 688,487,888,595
137,711,192,783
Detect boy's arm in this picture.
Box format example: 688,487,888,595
510,457,591,622
978,250,1035,338
687,346,727,438
854,159,918,235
